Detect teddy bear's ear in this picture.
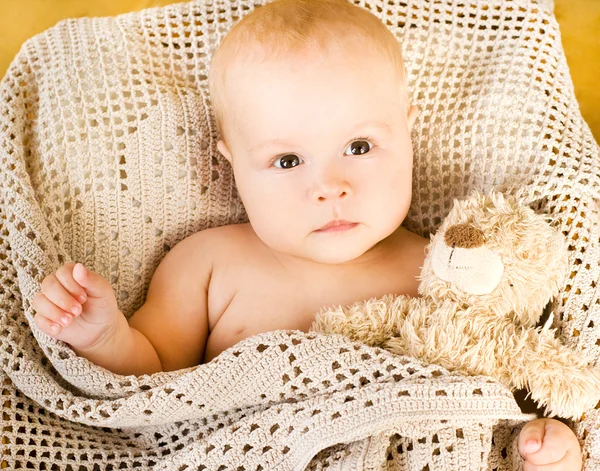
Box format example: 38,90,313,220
452,190,479,211
470,189,485,200
465,190,490,211
445,198,467,226
487,191,521,214
489,191,504,203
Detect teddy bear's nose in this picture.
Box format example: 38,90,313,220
444,223,484,248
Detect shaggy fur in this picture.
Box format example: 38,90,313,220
311,191,600,419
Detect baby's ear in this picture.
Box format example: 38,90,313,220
217,140,233,163
406,105,419,131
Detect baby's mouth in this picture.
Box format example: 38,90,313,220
314,220,359,232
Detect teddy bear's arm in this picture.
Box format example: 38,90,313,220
310,294,418,348
502,324,600,420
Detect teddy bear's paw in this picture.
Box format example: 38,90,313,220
536,367,600,420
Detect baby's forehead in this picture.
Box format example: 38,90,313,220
221,53,406,142
227,51,401,106
224,37,401,92
209,2,408,142
216,4,406,88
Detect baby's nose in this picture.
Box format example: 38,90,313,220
310,180,352,203
444,223,484,248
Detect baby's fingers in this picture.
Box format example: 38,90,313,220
32,292,73,335
72,263,113,299
519,419,545,457
520,419,581,470
40,273,82,316
55,262,87,304
523,451,579,471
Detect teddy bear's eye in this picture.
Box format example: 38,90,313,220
509,283,514,287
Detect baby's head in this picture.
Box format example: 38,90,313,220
209,0,418,264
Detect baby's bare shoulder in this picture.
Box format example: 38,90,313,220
184,223,256,254
152,223,253,282
174,223,263,277
130,223,256,370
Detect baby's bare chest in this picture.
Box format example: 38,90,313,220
202,254,421,363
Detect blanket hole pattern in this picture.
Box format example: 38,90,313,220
1,0,599,469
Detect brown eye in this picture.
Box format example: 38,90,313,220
274,154,302,169
344,140,372,156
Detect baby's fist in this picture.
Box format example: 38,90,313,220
518,418,581,471
32,262,121,350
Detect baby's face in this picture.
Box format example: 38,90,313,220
217,45,417,264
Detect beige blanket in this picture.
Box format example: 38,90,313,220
1,0,598,469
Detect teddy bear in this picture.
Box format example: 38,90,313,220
310,190,600,419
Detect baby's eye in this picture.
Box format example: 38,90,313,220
344,140,373,156
273,154,303,169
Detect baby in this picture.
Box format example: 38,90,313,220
32,0,581,468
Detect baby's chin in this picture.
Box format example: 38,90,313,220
264,240,371,266
299,239,379,265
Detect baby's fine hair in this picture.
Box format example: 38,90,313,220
208,0,408,139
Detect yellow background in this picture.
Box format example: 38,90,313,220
0,0,598,141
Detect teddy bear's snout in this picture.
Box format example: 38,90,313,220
444,223,484,249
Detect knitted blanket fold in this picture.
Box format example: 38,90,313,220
1,0,599,469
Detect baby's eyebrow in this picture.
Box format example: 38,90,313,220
349,120,392,134
249,138,295,155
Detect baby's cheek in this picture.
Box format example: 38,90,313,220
381,172,412,221
247,202,309,254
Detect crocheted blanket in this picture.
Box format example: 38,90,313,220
1,0,599,469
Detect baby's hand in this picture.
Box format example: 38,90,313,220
32,262,122,351
518,418,582,471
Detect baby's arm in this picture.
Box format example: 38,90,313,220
34,231,212,376
126,231,212,373
518,418,582,470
